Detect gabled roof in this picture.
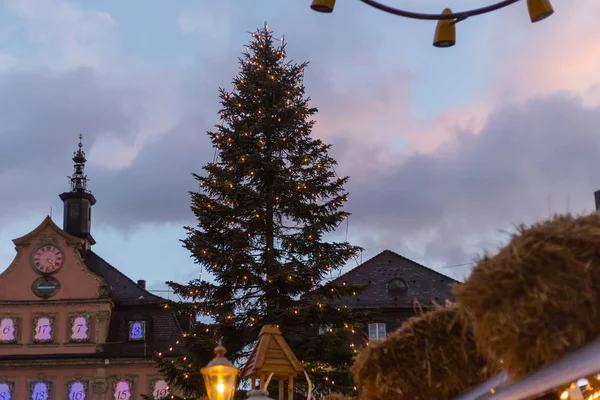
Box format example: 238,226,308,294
328,250,459,309
12,215,84,247
240,325,304,380
83,250,163,305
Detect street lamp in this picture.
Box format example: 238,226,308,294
310,0,554,48
200,343,239,400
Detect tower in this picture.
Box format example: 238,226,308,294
59,134,96,251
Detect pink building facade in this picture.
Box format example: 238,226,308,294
0,138,186,400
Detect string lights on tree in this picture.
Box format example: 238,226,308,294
310,0,554,48
154,24,371,399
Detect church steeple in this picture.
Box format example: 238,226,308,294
59,134,97,251
69,134,90,192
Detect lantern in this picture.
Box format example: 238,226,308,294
201,343,239,400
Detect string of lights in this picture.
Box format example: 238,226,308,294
159,26,364,398
310,0,554,48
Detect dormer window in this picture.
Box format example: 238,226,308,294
387,278,408,297
318,325,332,335
128,321,146,341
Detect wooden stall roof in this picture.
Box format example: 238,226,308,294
240,325,304,379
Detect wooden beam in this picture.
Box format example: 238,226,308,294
279,380,284,400
288,377,294,400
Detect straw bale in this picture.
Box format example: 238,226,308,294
454,213,600,379
352,305,496,400
320,393,354,400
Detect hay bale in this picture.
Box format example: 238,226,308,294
320,393,354,400
454,213,600,379
352,305,496,400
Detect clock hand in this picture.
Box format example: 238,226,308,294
47,258,60,267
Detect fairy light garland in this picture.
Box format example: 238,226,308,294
161,24,364,397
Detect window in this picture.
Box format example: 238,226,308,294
69,315,91,342
318,325,332,335
112,380,132,400
151,380,169,400
128,321,146,341
368,323,386,340
30,381,52,400
67,381,88,400
387,278,408,296
0,317,18,343
70,204,79,218
0,381,14,400
32,277,60,299
32,315,55,343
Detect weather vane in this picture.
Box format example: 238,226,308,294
310,0,554,48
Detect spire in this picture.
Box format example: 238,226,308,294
59,134,97,250
67,134,90,193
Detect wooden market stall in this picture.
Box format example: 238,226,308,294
240,325,304,400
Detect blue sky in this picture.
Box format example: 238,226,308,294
1,0,600,292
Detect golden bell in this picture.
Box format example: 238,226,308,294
527,0,554,22
311,0,335,13
433,9,456,48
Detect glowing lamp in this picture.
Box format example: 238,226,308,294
311,0,335,13
433,9,456,48
200,343,239,400
527,0,554,22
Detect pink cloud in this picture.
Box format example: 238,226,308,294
390,0,600,153
487,0,600,103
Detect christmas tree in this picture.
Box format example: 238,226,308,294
156,24,369,399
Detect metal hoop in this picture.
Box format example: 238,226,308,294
359,0,523,21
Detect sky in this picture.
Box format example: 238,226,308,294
1,0,600,292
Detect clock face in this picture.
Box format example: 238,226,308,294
32,245,64,274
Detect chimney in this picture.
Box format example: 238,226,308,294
595,191,600,211
137,280,146,289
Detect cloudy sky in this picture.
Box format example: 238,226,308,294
0,0,599,291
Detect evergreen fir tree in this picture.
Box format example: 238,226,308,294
156,24,369,399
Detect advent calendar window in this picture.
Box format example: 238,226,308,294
67,380,88,400
112,380,132,400
32,315,55,343
30,380,52,400
0,381,14,400
128,321,146,341
69,315,91,342
0,317,18,343
151,379,169,399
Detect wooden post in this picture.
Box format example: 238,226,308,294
260,374,266,390
287,377,294,400
278,380,284,400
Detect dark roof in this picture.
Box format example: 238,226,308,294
83,250,186,357
84,250,163,305
104,304,187,357
329,250,459,309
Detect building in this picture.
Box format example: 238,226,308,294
0,136,186,400
323,250,459,341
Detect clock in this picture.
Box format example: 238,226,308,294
32,245,64,274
